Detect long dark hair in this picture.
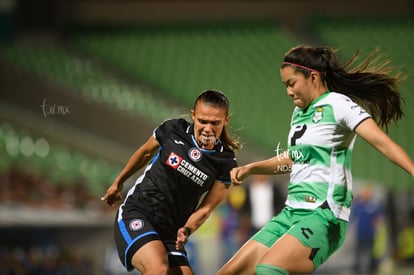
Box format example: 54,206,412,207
282,45,405,131
194,89,241,152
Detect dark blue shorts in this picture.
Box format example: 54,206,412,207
114,209,190,271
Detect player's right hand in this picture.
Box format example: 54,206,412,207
101,184,123,206
176,227,190,250
230,166,248,185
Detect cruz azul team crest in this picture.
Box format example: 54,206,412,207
188,147,202,162
129,219,144,231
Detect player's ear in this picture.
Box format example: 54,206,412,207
190,109,195,120
310,71,321,83
224,115,230,126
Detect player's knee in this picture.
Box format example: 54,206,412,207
256,264,288,275
217,265,231,275
132,257,169,275
155,264,169,275
218,263,240,275
136,264,169,275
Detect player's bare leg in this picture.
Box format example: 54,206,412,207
131,240,169,275
258,234,314,274
218,239,269,275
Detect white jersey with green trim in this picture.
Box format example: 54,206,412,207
286,91,371,221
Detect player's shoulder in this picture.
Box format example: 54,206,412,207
323,92,370,123
316,91,357,109
319,91,351,103
159,117,190,128
329,91,353,101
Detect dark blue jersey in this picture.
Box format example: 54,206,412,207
120,118,237,238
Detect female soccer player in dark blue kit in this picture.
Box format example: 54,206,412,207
102,90,241,275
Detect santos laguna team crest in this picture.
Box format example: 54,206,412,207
312,107,324,123
166,152,208,186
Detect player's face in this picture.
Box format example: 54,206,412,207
280,66,317,109
191,101,229,149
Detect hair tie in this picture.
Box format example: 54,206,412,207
282,61,324,75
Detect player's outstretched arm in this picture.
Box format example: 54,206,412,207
101,135,160,206
231,151,292,185
355,118,414,178
176,181,229,250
